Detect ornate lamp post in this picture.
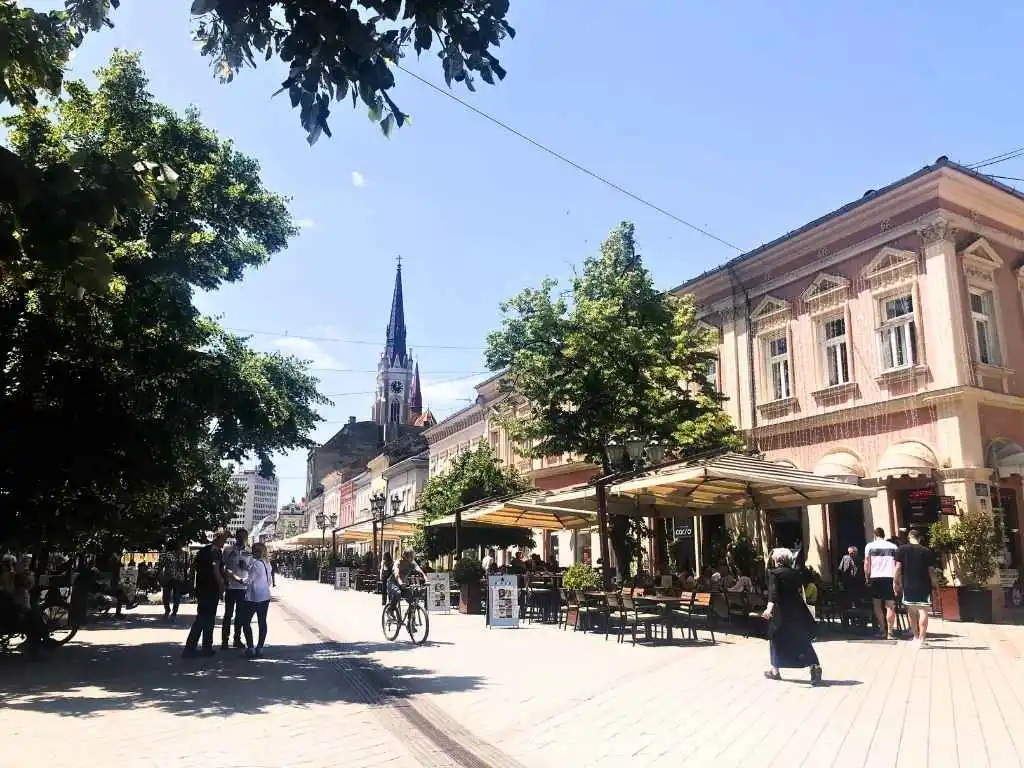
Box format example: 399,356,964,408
370,491,387,567
316,510,337,550
595,432,668,588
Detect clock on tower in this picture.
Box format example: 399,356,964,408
390,381,404,394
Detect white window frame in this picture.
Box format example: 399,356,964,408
969,287,1001,367
764,333,792,402
876,292,918,372
705,356,720,392
820,314,851,387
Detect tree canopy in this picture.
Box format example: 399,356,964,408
416,441,531,558
485,221,742,575
6,0,515,142
0,52,328,554
2,0,516,295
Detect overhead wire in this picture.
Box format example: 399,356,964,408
396,64,744,254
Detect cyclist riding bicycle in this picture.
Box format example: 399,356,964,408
387,549,425,613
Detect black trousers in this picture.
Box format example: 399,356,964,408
221,590,246,645
162,581,183,616
239,599,270,650
184,594,220,651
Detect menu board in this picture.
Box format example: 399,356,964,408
487,574,519,628
425,572,451,614
334,567,350,591
907,488,958,518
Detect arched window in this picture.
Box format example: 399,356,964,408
390,400,401,423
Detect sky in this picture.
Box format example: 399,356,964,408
53,0,1024,506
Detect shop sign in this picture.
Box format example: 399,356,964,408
486,574,519,629
425,572,450,613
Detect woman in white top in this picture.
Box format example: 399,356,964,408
239,543,273,659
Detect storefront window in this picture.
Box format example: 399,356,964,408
894,487,941,543
992,487,1020,569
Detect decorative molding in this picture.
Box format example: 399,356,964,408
961,237,1003,286
861,246,919,293
874,364,929,388
801,272,851,315
918,216,955,246
757,397,798,419
750,295,791,335
810,381,858,403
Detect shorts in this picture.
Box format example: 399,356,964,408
902,589,932,608
869,577,895,602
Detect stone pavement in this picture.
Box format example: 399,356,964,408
5,581,1024,767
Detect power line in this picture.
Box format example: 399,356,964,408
967,147,1024,170
397,64,743,254
318,371,486,401
225,326,485,351
308,367,487,374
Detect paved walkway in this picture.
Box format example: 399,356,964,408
4,579,1024,767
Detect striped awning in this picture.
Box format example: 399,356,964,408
610,452,876,513
427,490,597,531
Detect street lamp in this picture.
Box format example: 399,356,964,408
370,491,387,568
595,432,671,589
316,510,337,550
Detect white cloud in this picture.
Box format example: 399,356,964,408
272,337,342,370
422,378,477,413
294,217,315,229
351,171,366,187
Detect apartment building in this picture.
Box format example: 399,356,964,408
678,157,1024,579
228,469,280,533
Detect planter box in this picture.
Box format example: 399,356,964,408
459,583,481,615
937,586,959,622
956,587,994,624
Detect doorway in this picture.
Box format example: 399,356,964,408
768,507,803,549
830,500,867,570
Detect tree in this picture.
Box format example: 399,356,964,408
485,221,742,579
2,0,516,292
0,51,328,554
416,441,530,558
6,1,515,142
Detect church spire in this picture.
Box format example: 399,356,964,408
410,360,423,415
385,257,407,365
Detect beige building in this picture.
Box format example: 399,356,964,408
679,156,1024,580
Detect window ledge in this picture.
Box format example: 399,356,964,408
975,362,1015,378
757,397,798,417
810,382,858,400
875,364,928,384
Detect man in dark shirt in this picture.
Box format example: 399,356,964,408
183,530,227,658
894,529,936,647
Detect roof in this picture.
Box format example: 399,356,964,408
673,156,1024,294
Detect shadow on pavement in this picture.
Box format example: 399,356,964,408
0,636,484,718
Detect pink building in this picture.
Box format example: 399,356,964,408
678,157,1024,580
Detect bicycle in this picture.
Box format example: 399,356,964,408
381,583,430,645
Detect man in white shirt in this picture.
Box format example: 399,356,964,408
864,527,898,640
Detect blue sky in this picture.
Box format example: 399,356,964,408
58,1,1024,505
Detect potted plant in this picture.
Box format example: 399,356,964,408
928,521,959,621
453,556,485,614
561,562,600,628
929,511,1003,623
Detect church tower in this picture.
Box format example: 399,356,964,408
372,260,417,426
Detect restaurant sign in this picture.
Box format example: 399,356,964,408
425,572,451,613
486,574,519,629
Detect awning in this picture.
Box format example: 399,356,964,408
989,440,1024,477
610,452,876,513
813,449,866,480
427,490,597,530
875,440,938,479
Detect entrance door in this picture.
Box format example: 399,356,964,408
831,500,866,567
768,507,803,549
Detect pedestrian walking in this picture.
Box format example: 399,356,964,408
762,548,822,685
183,530,227,658
864,528,898,639
238,543,273,659
157,541,189,621
895,530,937,647
221,528,249,649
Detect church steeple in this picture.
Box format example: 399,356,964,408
385,258,407,366
410,360,423,415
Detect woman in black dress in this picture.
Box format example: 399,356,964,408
762,547,822,685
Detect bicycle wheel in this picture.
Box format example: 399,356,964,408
406,603,429,645
42,603,78,646
381,604,402,641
